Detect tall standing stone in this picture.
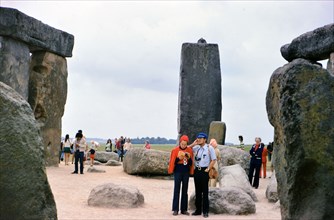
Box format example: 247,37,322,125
28,51,68,166
266,58,334,220
178,38,222,142
0,7,74,166
0,82,57,219
0,36,30,100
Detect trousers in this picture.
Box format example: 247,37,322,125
74,151,84,174
248,162,261,188
172,172,189,212
194,168,210,214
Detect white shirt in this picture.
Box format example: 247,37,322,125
192,144,217,167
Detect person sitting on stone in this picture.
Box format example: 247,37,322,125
168,135,194,216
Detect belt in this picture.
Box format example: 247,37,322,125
195,166,207,171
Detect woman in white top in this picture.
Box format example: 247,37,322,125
71,132,87,174
123,139,132,155
63,134,72,165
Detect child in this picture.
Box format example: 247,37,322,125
89,147,96,167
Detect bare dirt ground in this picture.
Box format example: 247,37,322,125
47,162,281,220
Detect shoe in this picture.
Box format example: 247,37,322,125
172,211,178,216
192,211,201,216
203,213,209,218
181,211,190,215
71,172,78,174
80,173,84,174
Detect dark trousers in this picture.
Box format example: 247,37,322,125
74,151,84,174
194,168,210,214
248,162,261,188
172,172,189,212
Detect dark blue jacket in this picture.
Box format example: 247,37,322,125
249,143,264,165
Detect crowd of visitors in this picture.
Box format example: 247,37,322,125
59,130,272,218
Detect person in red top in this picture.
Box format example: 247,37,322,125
260,146,268,178
168,135,194,216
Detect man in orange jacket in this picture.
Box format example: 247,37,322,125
168,135,194,216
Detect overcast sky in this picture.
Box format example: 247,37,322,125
2,1,333,144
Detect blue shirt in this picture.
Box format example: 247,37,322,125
192,144,217,167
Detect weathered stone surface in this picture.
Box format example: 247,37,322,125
123,148,169,176
105,159,122,166
266,171,278,203
88,183,144,208
28,51,68,166
0,82,57,219
0,7,74,57
0,36,30,100
208,121,226,145
94,151,119,163
218,145,250,174
327,52,334,76
85,160,102,165
87,167,106,173
266,58,334,220
177,39,222,142
219,164,257,202
189,187,255,215
280,24,334,62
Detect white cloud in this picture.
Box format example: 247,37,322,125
1,1,333,144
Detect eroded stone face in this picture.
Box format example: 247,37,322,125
0,36,30,100
0,82,57,219
28,51,68,166
266,58,334,220
177,41,222,142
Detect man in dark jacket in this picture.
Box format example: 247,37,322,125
248,137,264,189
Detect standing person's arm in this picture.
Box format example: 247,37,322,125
205,146,217,172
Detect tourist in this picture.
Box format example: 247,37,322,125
189,132,217,218
89,146,96,167
208,139,220,187
168,135,194,216
91,140,100,149
123,138,132,155
72,132,86,174
260,144,268,178
106,139,112,152
144,140,151,149
116,138,123,161
238,135,245,150
59,140,64,163
248,137,264,189
63,134,72,165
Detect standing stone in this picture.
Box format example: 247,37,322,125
266,171,278,203
177,39,222,142
28,51,68,166
280,23,334,62
327,52,334,76
208,121,226,145
0,36,30,100
266,58,334,220
0,82,57,219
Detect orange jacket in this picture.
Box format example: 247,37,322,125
262,147,268,163
168,146,194,175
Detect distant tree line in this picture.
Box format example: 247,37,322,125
130,137,176,144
